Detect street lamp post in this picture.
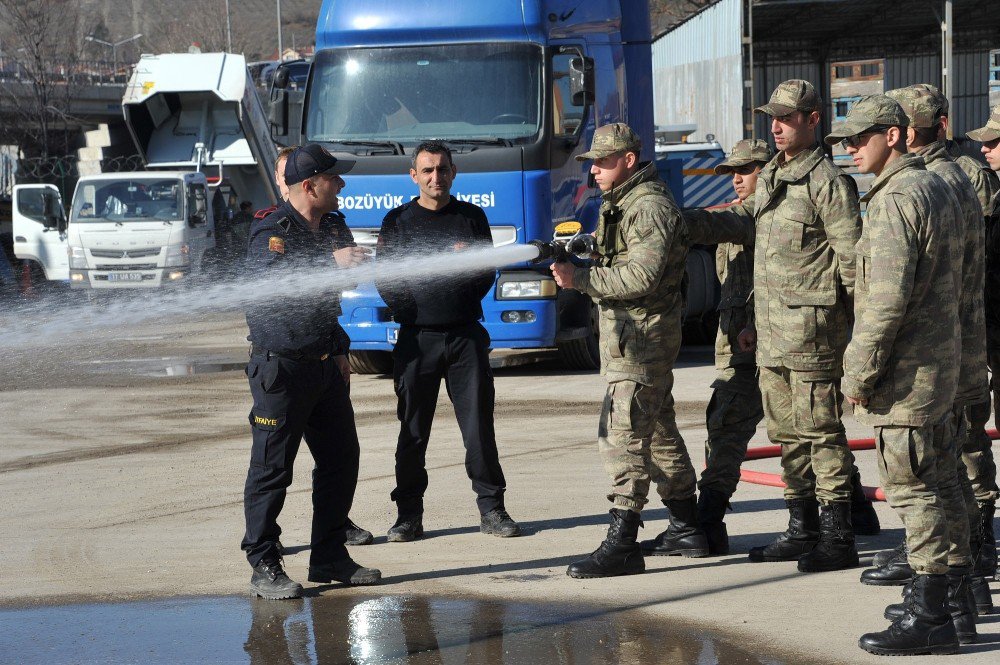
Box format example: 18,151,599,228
85,33,143,77
276,0,283,61
225,0,233,53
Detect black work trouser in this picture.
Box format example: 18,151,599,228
390,322,506,516
242,352,359,568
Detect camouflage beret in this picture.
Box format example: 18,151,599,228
968,105,1000,142
824,95,909,145
576,123,641,161
754,79,823,116
715,139,774,174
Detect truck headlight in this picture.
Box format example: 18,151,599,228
68,246,87,269
165,243,190,267
496,275,557,300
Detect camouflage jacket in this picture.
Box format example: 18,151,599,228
683,196,756,369
843,153,962,426
574,161,688,382
919,141,988,405
947,140,1000,213
683,145,861,374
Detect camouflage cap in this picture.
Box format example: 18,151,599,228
754,79,823,116
885,86,945,129
576,123,642,161
911,83,949,115
824,94,909,145
714,139,774,174
967,105,1000,142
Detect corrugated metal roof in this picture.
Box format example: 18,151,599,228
750,0,1000,54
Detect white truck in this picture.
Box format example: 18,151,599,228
13,52,280,290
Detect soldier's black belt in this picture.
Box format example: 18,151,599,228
250,345,332,362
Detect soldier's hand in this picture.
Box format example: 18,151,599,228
333,246,371,268
452,241,469,252
737,326,757,353
846,394,868,407
550,261,575,289
334,354,351,387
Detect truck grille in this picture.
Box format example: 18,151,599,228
90,247,162,259
94,264,158,271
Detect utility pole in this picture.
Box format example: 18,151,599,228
225,0,233,53
942,0,953,139
276,0,283,61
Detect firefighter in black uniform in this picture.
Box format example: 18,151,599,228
375,141,520,542
242,144,379,599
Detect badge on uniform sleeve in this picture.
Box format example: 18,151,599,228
268,236,285,254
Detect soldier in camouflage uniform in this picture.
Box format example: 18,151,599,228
830,95,964,657
681,80,864,573
968,106,1000,594
859,88,985,607
668,139,770,556
551,123,698,578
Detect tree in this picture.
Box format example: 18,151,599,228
649,0,718,37
0,0,93,159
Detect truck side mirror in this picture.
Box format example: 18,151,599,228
189,187,208,227
272,66,290,90
569,57,595,106
269,89,289,137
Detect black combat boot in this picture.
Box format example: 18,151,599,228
860,558,913,585
970,576,994,614
249,559,303,600
640,497,709,557
308,558,381,586
748,499,820,562
872,538,906,568
850,469,881,536
884,570,977,644
696,489,732,555
977,500,996,578
798,502,859,572
567,509,645,578
859,573,959,656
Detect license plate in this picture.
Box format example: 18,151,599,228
387,327,398,344
107,272,144,282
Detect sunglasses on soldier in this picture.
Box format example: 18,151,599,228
839,126,892,150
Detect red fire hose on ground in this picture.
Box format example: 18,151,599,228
740,429,1000,502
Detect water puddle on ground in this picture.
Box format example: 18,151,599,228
0,594,793,664
81,356,247,377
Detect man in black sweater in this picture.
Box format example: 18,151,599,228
375,141,519,541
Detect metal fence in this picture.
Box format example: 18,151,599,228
0,58,132,86
9,154,144,199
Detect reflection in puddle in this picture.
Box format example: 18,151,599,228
0,594,792,664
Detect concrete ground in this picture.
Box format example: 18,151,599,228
1,312,998,663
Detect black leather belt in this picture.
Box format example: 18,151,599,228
250,345,331,361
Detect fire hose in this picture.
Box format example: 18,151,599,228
740,429,1000,501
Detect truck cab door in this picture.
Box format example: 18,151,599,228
12,184,69,281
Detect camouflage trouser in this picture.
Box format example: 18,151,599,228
599,367,697,512
949,404,976,559
697,365,764,497
876,418,968,574
962,346,1000,504
759,366,854,503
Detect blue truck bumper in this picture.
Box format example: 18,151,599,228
339,283,557,352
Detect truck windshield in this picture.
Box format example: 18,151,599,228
72,179,185,223
306,43,542,144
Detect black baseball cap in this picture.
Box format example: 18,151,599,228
284,143,355,185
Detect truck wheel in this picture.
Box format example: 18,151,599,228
557,303,600,371
348,350,393,375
